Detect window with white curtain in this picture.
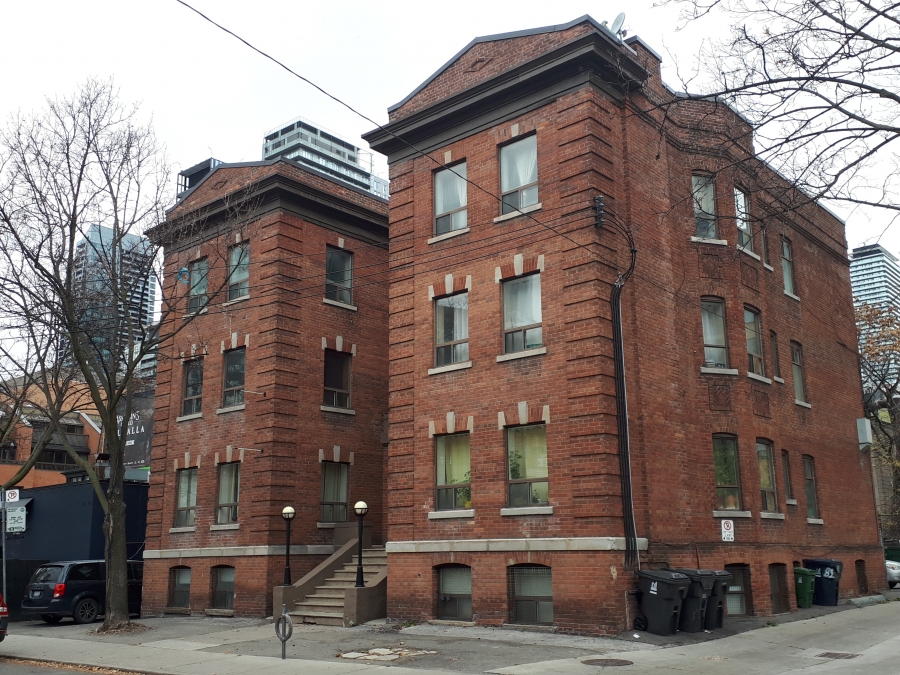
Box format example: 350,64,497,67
188,258,208,313
701,298,728,368
502,274,542,354
734,188,753,251
791,342,807,403
435,292,469,366
216,462,240,524
507,424,548,507
500,136,538,215
782,238,796,295
321,462,349,522
436,434,471,509
692,174,717,239
435,163,468,235
228,243,249,300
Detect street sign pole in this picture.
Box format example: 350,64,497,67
1,489,6,601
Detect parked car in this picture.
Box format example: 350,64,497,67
21,560,143,624
0,591,8,641
887,560,900,589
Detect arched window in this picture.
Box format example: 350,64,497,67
508,564,552,625
211,565,235,610
168,566,191,609
436,564,472,621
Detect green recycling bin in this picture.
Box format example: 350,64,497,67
794,567,815,608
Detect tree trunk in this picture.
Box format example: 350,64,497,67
102,437,130,630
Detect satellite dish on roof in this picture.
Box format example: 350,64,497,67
611,12,626,36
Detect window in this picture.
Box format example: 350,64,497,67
744,308,765,376
438,565,472,621
508,565,553,625
323,349,351,409
325,248,353,305
321,462,349,522
692,174,716,239
211,566,235,610
435,163,468,235
188,259,208,313
734,188,752,251
781,238,795,295
227,243,249,300
701,298,728,368
791,342,807,403
724,564,752,616
168,567,191,608
757,440,777,512
435,292,469,366
222,348,245,408
713,435,742,510
507,424,548,507
769,563,790,614
68,562,104,581
502,274,542,354
500,135,538,214
803,455,819,518
769,331,781,379
436,434,471,510
182,359,203,416
216,462,240,524
782,450,793,500
175,468,198,527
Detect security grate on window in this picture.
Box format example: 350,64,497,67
508,565,553,625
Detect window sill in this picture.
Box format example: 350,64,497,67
807,518,824,525
169,526,196,534
795,400,812,409
428,227,470,244
204,609,235,617
321,405,356,415
210,523,239,531
773,376,785,383
690,236,728,246
500,506,553,516
739,246,761,261
182,307,208,320
317,522,336,529
700,367,738,375
493,203,542,223
763,263,774,272
784,290,801,302
323,298,357,312
428,509,475,520
176,413,203,422
428,361,472,375
216,404,246,415
786,499,798,506
497,347,547,363
713,510,751,518
760,512,785,520
748,372,772,384
221,295,250,307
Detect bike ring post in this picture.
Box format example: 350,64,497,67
275,603,293,660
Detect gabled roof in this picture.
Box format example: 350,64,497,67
388,14,638,114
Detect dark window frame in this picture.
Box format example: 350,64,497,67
434,161,468,235
508,564,553,625
725,564,753,616
175,467,198,527
188,258,209,313
216,461,240,524
227,242,250,301
803,455,819,518
700,297,729,368
782,450,794,500
320,461,349,522
756,439,778,513
323,349,352,409
210,565,235,610
434,290,469,367
182,358,203,416
502,272,543,355
325,247,353,305
713,434,742,510
506,423,549,507
222,348,246,408
168,566,191,608
744,306,765,376
435,432,472,511
437,564,473,621
499,134,539,215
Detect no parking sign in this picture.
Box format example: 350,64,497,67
721,519,734,542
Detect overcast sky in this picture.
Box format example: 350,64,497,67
0,0,892,252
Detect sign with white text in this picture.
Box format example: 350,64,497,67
6,505,26,532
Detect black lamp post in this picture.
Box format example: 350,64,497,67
281,506,295,585
354,501,368,588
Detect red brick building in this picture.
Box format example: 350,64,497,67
142,159,389,617
363,16,885,633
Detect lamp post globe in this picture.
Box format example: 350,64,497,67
354,501,368,587
281,506,295,585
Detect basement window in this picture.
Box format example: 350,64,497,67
438,565,472,621
508,565,553,625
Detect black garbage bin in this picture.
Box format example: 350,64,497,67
673,568,716,632
704,570,732,630
802,558,843,606
635,570,690,636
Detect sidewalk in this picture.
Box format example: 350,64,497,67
1,596,899,674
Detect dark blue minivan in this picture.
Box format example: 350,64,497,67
21,560,143,624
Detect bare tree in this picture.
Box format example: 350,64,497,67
0,80,256,629
654,0,899,226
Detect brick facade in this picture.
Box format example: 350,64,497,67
142,161,389,617
364,16,885,633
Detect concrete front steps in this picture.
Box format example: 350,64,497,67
289,546,386,626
